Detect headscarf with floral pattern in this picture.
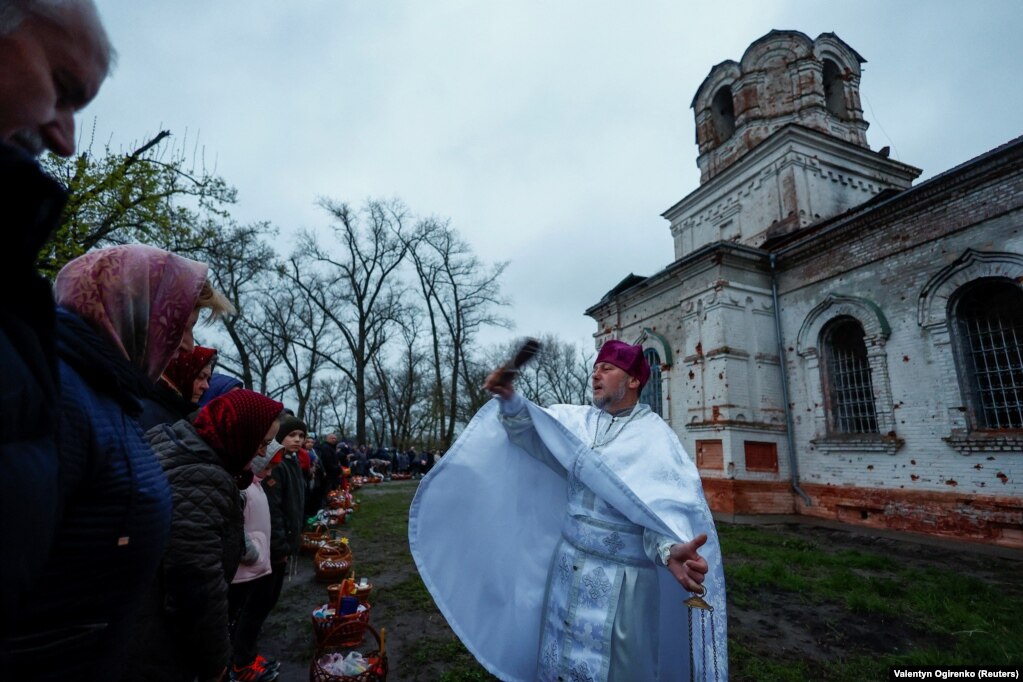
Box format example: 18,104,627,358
54,245,208,382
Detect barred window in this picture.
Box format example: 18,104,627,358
822,317,878,434
952,279,1023,429
640,348,663,416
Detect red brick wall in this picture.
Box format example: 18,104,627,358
780,156,1023,285
702,479,795,515
799,483,1022,548
700,479,1023,548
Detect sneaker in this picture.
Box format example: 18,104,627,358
229,658,279,682
254,654,281,673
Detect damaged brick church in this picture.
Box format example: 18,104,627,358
586,30,1023,548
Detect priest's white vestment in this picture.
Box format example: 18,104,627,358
409,398,728,682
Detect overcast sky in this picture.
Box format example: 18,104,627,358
87,0,1023,353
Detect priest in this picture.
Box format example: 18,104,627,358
410,339,727,682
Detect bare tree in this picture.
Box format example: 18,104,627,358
307,376,355,440
369,315,434,449
263,287,339,420
285,199,411,445
198,221,280,390
404,218,509,447
535,334,594,405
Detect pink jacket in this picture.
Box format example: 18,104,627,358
233,477,272,584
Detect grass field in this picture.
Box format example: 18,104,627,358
344,481,1023,681
720,523,1022,680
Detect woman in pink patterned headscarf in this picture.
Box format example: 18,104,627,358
55,244,223,382
55,244,235,429
11,245,233,679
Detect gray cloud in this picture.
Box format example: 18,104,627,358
89,0,1023,349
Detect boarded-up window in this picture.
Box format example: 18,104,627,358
695,439,723,470
744,440,778,472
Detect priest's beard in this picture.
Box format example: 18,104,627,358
592,382,627,411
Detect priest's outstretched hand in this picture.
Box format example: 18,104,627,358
483,365,516,400
667,533,709,592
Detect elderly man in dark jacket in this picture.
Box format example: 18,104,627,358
0,0,114,668
0,137,67,644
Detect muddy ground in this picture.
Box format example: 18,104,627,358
262,480,473,682
261,481,1022,681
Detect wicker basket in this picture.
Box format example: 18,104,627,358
311,604,372,648
302,525,330,554
314,543,354,582
309,624,386,682
327,581,372,608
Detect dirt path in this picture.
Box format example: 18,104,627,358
263,481,477,682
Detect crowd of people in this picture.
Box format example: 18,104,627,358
0,2,356,680
330,441,441,481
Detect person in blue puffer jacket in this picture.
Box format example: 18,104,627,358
5,245,227,681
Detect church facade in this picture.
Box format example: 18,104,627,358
586,30,1023,548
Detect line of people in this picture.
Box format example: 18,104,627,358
0,3,314,680
5,234,307,682
328,441,441,480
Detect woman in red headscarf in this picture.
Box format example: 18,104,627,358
163,344,218,405
123,389,284,682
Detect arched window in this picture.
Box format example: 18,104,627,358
951,279,1023,429
640,347,663,416
821,317,877,433
711,85,735,143
822,59,848,119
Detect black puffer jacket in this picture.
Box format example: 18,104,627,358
0,142,65,652
122,420,244,682
265,453,306,561
138,379,198,431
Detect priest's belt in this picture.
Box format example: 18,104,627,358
561,514,648,566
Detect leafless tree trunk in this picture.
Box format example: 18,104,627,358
369,317,432,449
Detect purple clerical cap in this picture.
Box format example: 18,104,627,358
595,340,650,389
